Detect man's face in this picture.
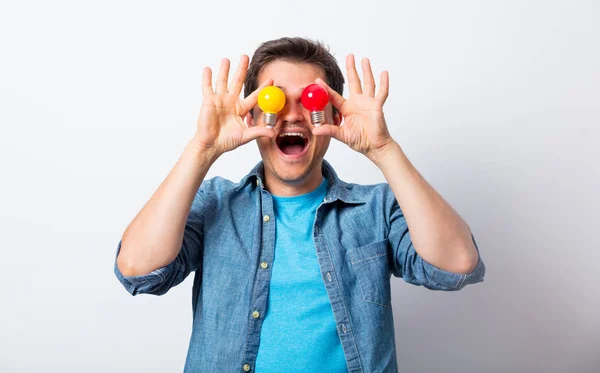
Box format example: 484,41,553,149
249,60,341,186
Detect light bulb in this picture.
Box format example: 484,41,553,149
301,83,329,126
257,86,286,128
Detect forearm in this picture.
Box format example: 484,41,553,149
371,141,478,274
117,136,218,276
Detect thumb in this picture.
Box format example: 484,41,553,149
312,124,343,143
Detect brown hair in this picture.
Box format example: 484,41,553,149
244,37,344,115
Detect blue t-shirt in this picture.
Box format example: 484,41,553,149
255,177,347,372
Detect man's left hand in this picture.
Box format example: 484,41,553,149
312,54,395,162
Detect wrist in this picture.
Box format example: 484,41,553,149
367,139,403,168
187,135,221,165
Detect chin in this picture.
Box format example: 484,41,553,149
270,159,314,184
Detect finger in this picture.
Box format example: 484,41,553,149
315,78,346,113
216,58,230,94
202,67,214,96
241,125,276,144
361,58,376,97
346,54,363,95
312,124,344,143
241,78,274,115
229,55,249,96
375,71,389,104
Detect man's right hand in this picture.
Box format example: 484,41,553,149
194,55,275,158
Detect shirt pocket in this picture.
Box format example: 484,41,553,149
347,239,392,308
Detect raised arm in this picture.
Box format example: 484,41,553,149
117,55,275,278
313,54,480,277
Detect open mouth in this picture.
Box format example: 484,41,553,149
276,132,309,156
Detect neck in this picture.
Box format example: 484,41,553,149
263,164,324,197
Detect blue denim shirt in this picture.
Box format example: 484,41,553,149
114,160,485,373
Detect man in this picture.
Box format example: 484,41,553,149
115,37,485,373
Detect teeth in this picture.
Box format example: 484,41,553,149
278,132,306,139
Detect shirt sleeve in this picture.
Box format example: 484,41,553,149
114,186,208,296
386,191,485,291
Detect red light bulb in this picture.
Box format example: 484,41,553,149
301,83,329,126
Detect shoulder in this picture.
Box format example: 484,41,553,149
194,176,238,203
342,180,392,195
323,160,394,205
336,178,395,205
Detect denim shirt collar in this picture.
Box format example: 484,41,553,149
235,159,365,205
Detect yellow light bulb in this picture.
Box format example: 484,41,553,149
257,86,286,127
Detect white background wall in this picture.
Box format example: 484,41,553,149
1,0,598,372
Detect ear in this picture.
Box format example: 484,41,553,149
245,112,255,127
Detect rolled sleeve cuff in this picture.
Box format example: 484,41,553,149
422,255,485,290
113,241,174,296
421,234,485,291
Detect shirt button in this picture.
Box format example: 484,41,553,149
263,215,271,222
256,179,261,187
243,364,251,371
252,311,260,319
260,261,268,269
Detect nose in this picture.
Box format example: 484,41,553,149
279,99,304,124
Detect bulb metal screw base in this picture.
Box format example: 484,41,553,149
263,113,277,128
310,111,325,126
